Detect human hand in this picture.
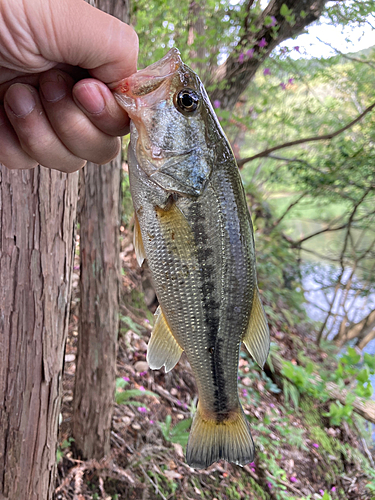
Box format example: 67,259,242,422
0,0,138,172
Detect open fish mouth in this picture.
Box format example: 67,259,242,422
112,48,182,101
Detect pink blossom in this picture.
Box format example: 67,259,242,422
288,78,294,84
269,403,275,408
290,477,297,483
139,371,148,377
123,376,130,382
246,48,255,58
251,467,256,472
250,462,255,467
319,490,324,496
150,420,154,424
265,16,277,27
267,482,272,489
213,100,221,109
294,46,300,52
280,82,286,90
312,443,319,448
137,406,147,413
238,53,244,63
139,386,145,391
144,319,150,324
259,38,268,48
331,487,336,492
263,68,271,76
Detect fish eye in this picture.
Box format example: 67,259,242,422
175,88,200,113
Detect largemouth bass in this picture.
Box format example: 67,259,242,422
113,48,269,469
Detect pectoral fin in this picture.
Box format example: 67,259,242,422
147,306,183,373
133,213,146,267
242,289,270,368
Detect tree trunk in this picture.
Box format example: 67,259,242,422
0,166,78,500
334,309,375,347
72,157,121,459
71,0,127,462
209,0,328,109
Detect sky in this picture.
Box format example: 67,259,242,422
281,18,374,59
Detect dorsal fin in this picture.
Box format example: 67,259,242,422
242,289,270,368
133,212,146,267
147,306,183,373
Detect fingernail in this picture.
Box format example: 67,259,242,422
41,74,67,103
6,84,36,117
74,83,105,114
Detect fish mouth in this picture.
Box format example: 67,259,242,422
111,48,182,101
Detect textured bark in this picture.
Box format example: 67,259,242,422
210,0,329,109
0,166,78,500
71,0,126,462
73,156,121,459
334,309,375,348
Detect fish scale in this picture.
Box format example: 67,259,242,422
113,48,270,469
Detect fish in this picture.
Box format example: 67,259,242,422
112,48,270,469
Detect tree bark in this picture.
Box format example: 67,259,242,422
334,309,375,347
210,0,328,109
72,157,121,459
0,166,78,500
71,0,126,462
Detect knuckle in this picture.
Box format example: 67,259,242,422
94,137,121,165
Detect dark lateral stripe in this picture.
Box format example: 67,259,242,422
189,202,230,419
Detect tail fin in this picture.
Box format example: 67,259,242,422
186,402,254,469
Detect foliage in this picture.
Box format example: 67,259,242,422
56,437,74,464
159,414,192,447
281,347,375,427
115,377,158,407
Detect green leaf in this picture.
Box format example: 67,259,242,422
357,367,370,384
116,377,128,389
341,347,361,366
115,388,157,405
170,418,192,435
364,353,375,371
280,3,291,17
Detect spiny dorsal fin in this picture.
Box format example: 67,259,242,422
133,212,146,267
242,288,270,369
147,306,183,373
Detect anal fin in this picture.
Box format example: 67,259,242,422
133,212,146,267
242,288,270,368
147,306,183,373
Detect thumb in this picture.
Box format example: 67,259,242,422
31,0,138,83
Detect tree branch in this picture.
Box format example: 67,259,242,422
269,192,307,231
237,101,375,167
210,0,329,109
316,37,375,69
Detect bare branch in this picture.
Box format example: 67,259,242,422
269,192,307,230
292,222,351,247
316,37,375,68
237,102,375,167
